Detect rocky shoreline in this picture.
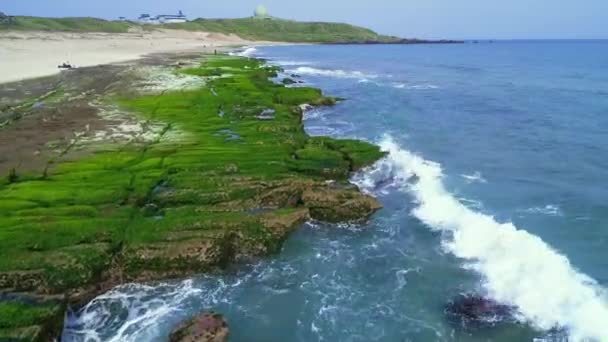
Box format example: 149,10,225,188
0,53,384,341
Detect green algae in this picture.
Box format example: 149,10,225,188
0,302,61,330
0,300,65,342
0,55,384,340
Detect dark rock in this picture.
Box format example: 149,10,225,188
141,203,161,217
170,312,229,342
445,294,516,329
301,187,381,223
58,62,74,69
0,111,20,124
282,78,297,85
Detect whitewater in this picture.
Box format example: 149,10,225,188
363,137,608,341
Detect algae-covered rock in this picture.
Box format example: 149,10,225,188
282,78,297,85
0,298,66,342
169,312,229,342
122,231,238,282
302,187,381,222
290,146,351,179
260,208,311,236
0,55,385,339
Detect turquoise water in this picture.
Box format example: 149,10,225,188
64,42,608,341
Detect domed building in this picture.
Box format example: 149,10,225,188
253,5,270,19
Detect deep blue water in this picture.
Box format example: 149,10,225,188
64,41,608,342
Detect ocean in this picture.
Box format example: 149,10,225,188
63,41,608,342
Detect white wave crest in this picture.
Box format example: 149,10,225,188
230,47,258,57
461,171,487,184
364,136,608,341
524,204,563,216
393,83,440,90
271,60,313,66
63,280,203,342
288,66,377,80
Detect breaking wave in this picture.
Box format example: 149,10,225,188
230,47,258,57
63,280,203,342
355,136,608,342
288,66,377,80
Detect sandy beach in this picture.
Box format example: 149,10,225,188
0,29,257,84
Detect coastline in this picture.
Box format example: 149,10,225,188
0,51,384,341
323,38,465,45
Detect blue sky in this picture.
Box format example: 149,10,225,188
3,0,607,39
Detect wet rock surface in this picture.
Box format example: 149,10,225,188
169,312,229,342
445,294,517,328
302,186,382,223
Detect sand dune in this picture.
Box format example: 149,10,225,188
0,29,259,84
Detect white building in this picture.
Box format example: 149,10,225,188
138,11,187,25
157,11,188,24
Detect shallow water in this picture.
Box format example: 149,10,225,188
64,41,608,341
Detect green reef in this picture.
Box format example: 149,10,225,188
0,55,384,341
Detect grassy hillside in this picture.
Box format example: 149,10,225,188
165,17,401,43
0,15,402,43
0,16,132,33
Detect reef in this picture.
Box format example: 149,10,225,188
0,55,384,341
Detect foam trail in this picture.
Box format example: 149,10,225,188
63,280,202,342
374,136,608,341
461,171,487,184
288,66,377,79
393,83,440,90
271,60,313,66
524,204,563,217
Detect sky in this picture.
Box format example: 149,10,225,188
2,0,608,39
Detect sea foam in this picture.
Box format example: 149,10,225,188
461,171,487,184
356,136,608,341
288,66,377,80
63,280,203,342
393,83,440,90
271,60,313,66
230,46,258,57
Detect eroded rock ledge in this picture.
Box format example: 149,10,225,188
170,312,229,342
0,55,384,341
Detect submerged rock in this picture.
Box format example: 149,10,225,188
170,312,229,342
445,294,516,328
